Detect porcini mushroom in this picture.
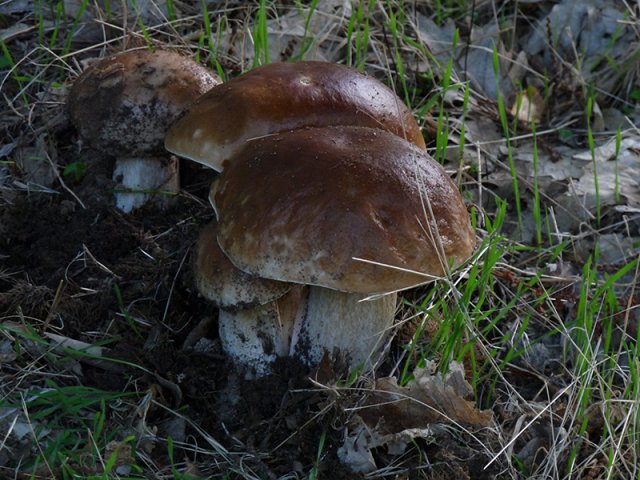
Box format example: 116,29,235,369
195,219,304,375
164,61,425,172
204,126,475,372
67,49,220,212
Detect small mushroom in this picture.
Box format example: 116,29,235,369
67,49,220,212
194,219,302,375
200,126,475,373
165,61,425,172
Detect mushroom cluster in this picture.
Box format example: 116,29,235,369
67,49,220,212
166,61,475,375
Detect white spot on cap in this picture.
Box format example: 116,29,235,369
193,128,204,139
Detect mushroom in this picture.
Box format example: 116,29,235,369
164,61,425,172
200,125,474,373
67,49,220,212
195,219,304,375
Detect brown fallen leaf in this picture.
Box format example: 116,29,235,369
360,362,492,433
510,86,544,124
339,362,492,472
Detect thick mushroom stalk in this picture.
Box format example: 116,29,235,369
195,220,397,372
112,157,179,212
204,126,475,374
294,288,398,370
218,287,306,376
67,49,220,212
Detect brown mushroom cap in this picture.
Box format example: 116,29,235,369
194,219,292,310
68,49,220,157
211,126,475,294
165,61,425,171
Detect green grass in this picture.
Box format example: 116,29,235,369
385,2,411,106
113,283,143,340
492,46,522,232
346,0,376,71
308,428,327,480
21,385,136,469
434,28,459,164
613,127,622,203
0,36,29,106
252,0,271,67
199,0,226,79
290,0,319,62
530,119,543,246
133,1,154,49
0,325,141,477
586,91,601,225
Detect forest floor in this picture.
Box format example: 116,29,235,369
1,1,639,479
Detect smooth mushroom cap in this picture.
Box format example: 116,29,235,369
211,126,475,294
194,219,292,310
165,61,425,171
68,49,220,157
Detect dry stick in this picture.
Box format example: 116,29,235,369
161,245,191,327
269,400,335,454
432,119,579,153
86,428,109,473
0,414,18,454
20,394,55,478
42,279,65,332
44,332,104,357
83,244,120,278
42,332,127,374
44,147,86,209
484,383,573,470
150,399,232,461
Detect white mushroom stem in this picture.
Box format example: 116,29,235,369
218,284,397,375
292,288,398,371
218,286,306,376
112,156,180,212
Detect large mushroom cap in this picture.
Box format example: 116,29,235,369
165,61,425,171
68,49,220,157
211,126,475,294
194,219,292,310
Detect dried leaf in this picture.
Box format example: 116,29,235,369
573,137,640,163
510,86,544,123
416,15,525,101
361,363,492,432
339,363,491,472
573,135,640,207
525,0,633,93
